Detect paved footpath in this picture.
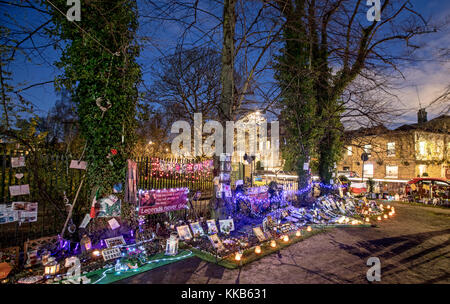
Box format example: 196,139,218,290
116,202,450,284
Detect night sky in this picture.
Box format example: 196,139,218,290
2,0,449,127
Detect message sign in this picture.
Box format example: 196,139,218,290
138,188,189,215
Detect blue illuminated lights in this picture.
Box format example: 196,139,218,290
90,250,193,284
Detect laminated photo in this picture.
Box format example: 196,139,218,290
189,222,205,237
219,219,234,234
206,219,218,234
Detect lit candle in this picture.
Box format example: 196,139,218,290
383,214,388,219
235,252,242,261
255,246,261,254
295,230,301,237
270,240,276,248
377,216,381,221
283,235,289,242
307,226,312,232
365,217,370,223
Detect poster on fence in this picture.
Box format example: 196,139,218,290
138,188,189,215
12,202,38,223
0,204,18,224
97,195,121,217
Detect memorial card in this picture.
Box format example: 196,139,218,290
253,227,266,242
107,218,120,230
69,160,87,170
9,185,30,196
11,156,25,168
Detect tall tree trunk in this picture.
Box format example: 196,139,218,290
211,0,236,219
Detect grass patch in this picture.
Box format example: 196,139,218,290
188,228,328,269
54,250,194,284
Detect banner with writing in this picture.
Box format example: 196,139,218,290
138,188,189,215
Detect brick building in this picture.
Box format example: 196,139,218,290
338,113,449,192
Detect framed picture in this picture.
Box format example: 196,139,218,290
219,219,234,234
104,236,126,248
208,234,225,252
253,227,266,242
189,222,205,237
206,219,218,234
176,225,193,241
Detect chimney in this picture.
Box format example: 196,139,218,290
418,109,427,124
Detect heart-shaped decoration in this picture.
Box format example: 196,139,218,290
15,173,24,180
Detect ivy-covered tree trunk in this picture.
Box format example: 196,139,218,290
50,1,141,215
276,1,319,202
211,0,236,219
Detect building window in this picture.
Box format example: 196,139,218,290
347,146,352,156
364,144,372,156
387,142,395,157
419,141,426,156
385,165,398,178
363,163,374,177
418,164,427,177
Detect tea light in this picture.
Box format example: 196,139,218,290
235,252,242,261
307,226,312,232
295,230,301,237
270,240,277,248
380,204,383,208
282,235,289,242
387,205,391,209
92,250,101,257
383,214,388,219
365,217,370,223
368,208,372,212
377,216,382,221
255,246,261,254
